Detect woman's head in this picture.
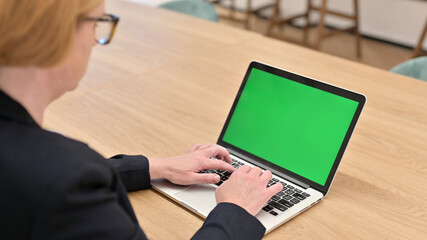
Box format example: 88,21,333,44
0,0,104,68
0,0,121,125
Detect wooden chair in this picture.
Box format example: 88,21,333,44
266,0,361,58
211,0,276,29
209,0,236,20
412,19,427,58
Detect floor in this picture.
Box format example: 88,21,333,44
215,5,414,70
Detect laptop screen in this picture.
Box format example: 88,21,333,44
222,67,360,186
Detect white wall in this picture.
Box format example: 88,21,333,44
225,0,427,49
126,0,171,6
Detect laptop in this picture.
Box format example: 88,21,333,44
152,61,366,234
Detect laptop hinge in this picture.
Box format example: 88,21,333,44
226,148,311,190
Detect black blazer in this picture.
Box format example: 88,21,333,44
0,91,265,240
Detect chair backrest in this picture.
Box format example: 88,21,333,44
390,56,427,82
159,0,219,22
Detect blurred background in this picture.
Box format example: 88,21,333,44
128,0,427,71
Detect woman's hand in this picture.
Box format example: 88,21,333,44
215,165,283,216
148,144,234,185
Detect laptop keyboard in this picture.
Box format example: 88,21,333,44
199,158,311,217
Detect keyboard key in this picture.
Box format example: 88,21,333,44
277,192,285,196
271,196,280,201
223,171,231,177
295,189,302,193
278,199,294,208
282,195,292,200
272,178,279,182
269,201,287,212
215,181,223,186
290,198,300,204
262,205,273,212
285,190,295,195
301,192,311,197
280,181,287,186
287,185,295,189
220,176,228,181
270,211,278,216
292,193,306,200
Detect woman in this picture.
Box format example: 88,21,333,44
0,0,282,239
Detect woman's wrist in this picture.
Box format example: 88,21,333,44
148,157,171,180
148,157,163,180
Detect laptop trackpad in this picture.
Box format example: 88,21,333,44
174,184,217,217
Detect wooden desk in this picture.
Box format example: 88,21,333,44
45,0,427,239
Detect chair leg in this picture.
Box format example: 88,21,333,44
413,20,427,58
266,0,281,36
245,0,252,30
354,0,362,58
316,0,328,50
303,0,312,46
229,0,235,20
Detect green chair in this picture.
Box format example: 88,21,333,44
390,56,427,82
159,0,219,22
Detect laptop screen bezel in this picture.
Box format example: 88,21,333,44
217,61,366,196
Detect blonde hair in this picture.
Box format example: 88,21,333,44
0,0,103,68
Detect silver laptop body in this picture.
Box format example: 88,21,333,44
152,61,366,234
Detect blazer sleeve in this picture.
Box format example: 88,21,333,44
191,203,266,240
33,160,148,240
109,154,151,191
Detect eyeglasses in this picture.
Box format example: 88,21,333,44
83,14,119,45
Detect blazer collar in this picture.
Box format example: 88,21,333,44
0,90,40,128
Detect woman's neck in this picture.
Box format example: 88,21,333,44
0,67,55,126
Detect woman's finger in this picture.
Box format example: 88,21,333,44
204,145,232,163
201,158,235,172
191,173,220,184
259,170,273,185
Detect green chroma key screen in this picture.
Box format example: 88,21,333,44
223,68,359,186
